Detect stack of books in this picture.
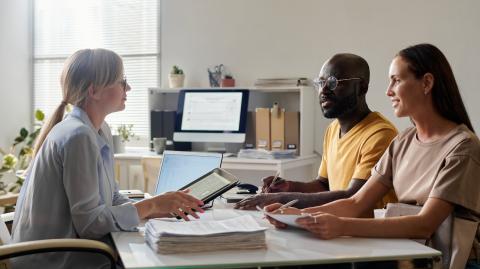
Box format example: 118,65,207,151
145,215,267,254
254,77,309,87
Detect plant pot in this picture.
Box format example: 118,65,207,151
112,135,125,153
168,74,185,88
221,78,235,87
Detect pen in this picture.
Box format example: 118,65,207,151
268,171,281,190
278,199,298,210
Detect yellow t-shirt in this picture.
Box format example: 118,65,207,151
318,112,398,208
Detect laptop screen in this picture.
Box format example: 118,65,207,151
154,151,223,195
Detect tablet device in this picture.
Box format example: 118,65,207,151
179,168,239,204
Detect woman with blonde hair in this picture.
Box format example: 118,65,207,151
11,48,204,268
265,44,480,269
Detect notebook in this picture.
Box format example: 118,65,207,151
154,151,223,195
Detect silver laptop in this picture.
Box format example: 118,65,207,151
154,151,223,195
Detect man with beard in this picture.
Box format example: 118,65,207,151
235,53,398,211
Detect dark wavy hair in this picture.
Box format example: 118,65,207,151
397,43,474,133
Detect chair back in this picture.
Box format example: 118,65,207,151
0,212,14,269
385,203,478,269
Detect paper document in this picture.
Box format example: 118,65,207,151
257,207,303,228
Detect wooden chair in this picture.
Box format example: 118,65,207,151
0,212,117,269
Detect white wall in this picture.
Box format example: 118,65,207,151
161,0,480,153
0,0,31,150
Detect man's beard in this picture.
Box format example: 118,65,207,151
321,93,358,119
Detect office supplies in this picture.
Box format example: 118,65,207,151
270,104,285,150
145,214,267,254
284,111,300,155
179,168,239,204
255,108,271,150
154,151,222,195
221,188,255,203
150,110,191,151
173,89,250,144
277,199,298,210
268,171,281,189
244,111,256,148
236,183,258,194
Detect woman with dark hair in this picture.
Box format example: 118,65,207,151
264,44,480,269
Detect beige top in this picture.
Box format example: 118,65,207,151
371,124,480,219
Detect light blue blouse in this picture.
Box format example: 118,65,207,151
11,106,140,268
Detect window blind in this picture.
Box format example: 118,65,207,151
33,0,159,141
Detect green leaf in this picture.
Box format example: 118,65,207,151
14,136,25,144
35,109,45,121
20,128,29,138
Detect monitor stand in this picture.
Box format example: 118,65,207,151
202,142,243,156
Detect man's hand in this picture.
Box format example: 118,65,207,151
234,193,284,210
261,176,292,193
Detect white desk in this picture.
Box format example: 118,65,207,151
112,205,441,268
114,149,320,191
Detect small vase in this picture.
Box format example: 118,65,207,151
168,74,185,88
112,135,125,153
221,78,235,87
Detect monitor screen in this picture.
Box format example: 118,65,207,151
174,89,249,143
154,151,222,195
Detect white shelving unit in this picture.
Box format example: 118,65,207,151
113,86,320,190
148,86,316,156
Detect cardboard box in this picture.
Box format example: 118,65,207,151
270,108,285,150
284,111,300,155
255,108,271,150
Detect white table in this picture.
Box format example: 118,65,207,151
111,204,441,269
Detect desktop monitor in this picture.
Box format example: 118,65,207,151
173,89,250,143
154,150,223,195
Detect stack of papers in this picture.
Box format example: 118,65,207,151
238,149,297,159
145,215,267,254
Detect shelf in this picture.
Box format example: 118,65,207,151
148,85,316,157
148,86,309,94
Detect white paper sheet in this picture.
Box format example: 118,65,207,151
256,206,303,228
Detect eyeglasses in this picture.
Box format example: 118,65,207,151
313,76,362,91
120,76,127,91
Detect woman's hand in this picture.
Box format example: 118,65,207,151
262,203,302,229
296,212,344,239
135,190,204,221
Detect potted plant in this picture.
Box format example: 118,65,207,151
168,65,185,88
0,109,45,200
112,124,137,153
221,74,235,87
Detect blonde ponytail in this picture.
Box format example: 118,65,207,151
33,101,68,157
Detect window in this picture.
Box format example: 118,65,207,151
33,0,159,144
